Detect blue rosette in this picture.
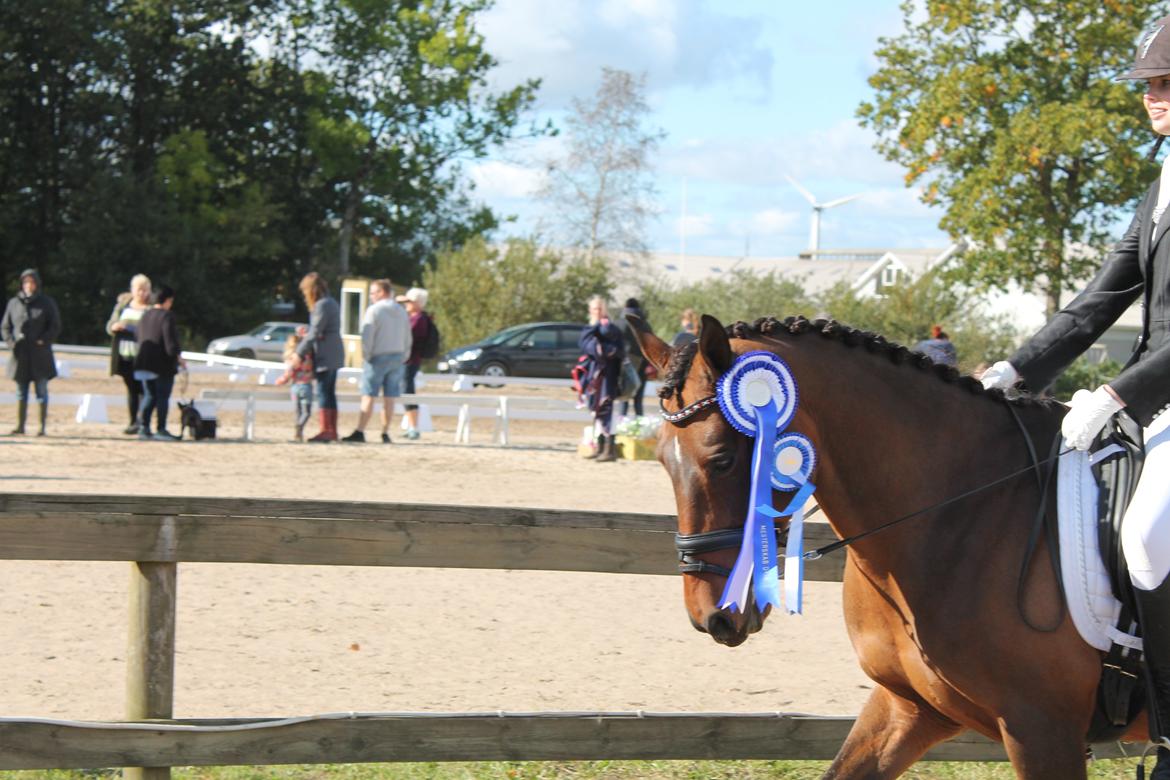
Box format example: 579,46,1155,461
715,351,798,437
770,433,817,492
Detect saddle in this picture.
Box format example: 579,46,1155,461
1087,412,1146,741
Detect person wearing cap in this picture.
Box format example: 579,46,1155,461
397,286,431,440
1,269,61,436
982,18,1170,772
342,279,410,443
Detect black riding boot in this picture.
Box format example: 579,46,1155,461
10,398,26,435
36,401,47,436
1134,578,1170,778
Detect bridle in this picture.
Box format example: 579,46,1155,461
661,395,788,578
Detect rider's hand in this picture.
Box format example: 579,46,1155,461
1062,386,1124,451
980,360,1019,390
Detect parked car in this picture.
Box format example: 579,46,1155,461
205,321,304,361
437,321,588,379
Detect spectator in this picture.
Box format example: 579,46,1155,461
578,295,625,462
1,269,61,436
106,273,153,434
296,272,344,443
343,279,411,443
616,297,653,418
133,284,184,441
672,308,698,348
913,325,958,367
397,286,432,440
274,326,314,441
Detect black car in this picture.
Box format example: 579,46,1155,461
437,321,588,379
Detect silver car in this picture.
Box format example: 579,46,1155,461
205,321,303,361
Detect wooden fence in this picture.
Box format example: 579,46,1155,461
0,493,1136,773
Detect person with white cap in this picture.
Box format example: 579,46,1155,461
981,16,1170,774
397,286,433,440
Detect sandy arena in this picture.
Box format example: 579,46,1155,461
0,360,869,720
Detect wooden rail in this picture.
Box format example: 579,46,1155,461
0,493,1140,772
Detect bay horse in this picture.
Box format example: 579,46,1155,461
631,313,1149,779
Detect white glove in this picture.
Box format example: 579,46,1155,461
1061,387,1124,451
980,360,1019,390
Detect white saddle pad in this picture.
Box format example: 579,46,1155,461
1057,446,1142,652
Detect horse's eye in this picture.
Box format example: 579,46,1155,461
707,451,736,474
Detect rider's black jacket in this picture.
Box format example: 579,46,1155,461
1012,181,1170,426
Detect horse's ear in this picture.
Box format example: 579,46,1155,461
626,313,671,373
698,314,733,375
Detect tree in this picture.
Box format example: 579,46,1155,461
422,236,613,349
300,0,548,279
540,67,665,261
816,272,1020,374
858,1,1159,315
635,271,811,340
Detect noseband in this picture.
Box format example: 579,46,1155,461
662,396,785,578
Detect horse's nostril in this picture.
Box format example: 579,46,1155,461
705,611,736,641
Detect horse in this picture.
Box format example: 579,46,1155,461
630,312,1149,779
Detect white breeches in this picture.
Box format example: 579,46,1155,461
1122,409,1170,591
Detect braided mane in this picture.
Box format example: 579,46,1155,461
657,315,1056,411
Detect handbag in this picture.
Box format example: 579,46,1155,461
617,358,640,400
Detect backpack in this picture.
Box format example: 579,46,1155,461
420,314,441,359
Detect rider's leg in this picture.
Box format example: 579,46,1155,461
1121,410,1170,775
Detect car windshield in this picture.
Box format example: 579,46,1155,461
480,324,532,346
247,324,271,337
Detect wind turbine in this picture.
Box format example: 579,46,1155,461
785,175,864,253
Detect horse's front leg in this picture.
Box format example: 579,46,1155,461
821,685,961,780
998,713,1089,780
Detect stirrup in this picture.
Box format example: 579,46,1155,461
1137,738,1170,779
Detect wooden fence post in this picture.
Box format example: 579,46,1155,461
124,560,176,780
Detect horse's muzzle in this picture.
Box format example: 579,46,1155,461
694,604,768,647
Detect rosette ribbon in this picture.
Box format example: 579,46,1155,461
714,351,817,616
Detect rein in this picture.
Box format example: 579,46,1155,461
663,393,1073,569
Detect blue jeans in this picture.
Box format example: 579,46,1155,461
15,379,49,403
404,363,421,411
293,383,313,427
139,374,175,433
315,368,338,411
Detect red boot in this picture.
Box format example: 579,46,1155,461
308,409,337,443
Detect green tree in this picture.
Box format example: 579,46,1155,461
635,270,812,339
302,0,549,280
422,236,613,350
858,1,1161,314
816,272,1020,374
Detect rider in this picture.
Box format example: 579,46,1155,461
981,15,1170,774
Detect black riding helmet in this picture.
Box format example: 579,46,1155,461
1122,15,1170,80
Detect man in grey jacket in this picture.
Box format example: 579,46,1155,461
342,279,411,443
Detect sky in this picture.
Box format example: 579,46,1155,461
467,0,950,260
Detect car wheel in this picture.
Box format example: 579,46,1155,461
230,348,255,360
476,361,508,388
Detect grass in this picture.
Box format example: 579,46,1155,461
0,758,1153,780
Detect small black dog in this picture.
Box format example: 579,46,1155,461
177,400,216,441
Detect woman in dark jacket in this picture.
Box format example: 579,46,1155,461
295,272,344,442
578,295,625,462
1,269,61,436
134,285,184,441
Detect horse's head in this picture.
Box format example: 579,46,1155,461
630,313,775,647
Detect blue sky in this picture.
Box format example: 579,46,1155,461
468,0,950,259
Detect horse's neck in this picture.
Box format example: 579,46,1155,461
800,354,1051,555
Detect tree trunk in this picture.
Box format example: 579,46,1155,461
338,184,360,278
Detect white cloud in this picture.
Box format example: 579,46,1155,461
743,208,801,236
676,212,715,238
469,161,544,200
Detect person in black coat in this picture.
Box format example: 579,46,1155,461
1,269,61,436
133,285,185,441
981,18,1170,773
578,295,625,462
616,297,654,418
